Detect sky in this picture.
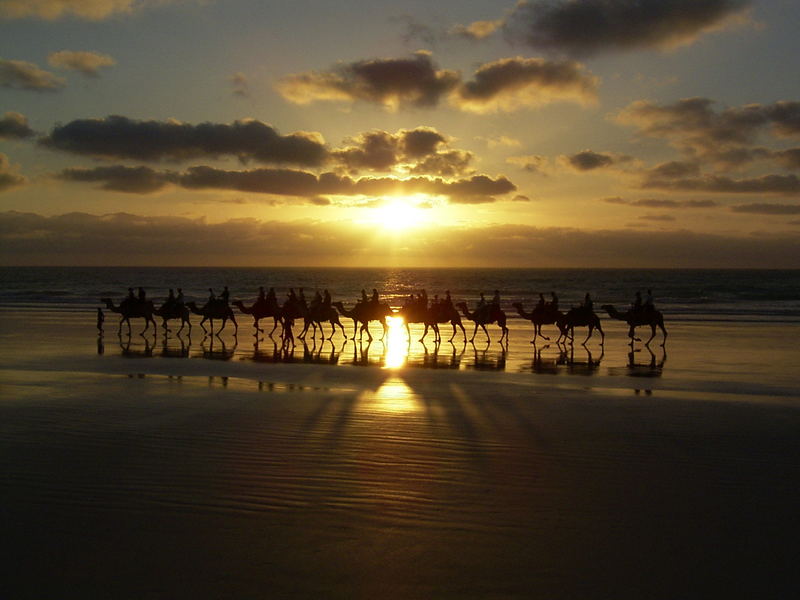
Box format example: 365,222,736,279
1,0,799,267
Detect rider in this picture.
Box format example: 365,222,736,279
632,291,643,313
583,292,593,312
491,290,501,307
644,289,654,312
371,288,379,305
221,286,230,303
536,293,546,311
443,290,454,311
311,290,322,309
176,288,184,305
208,288,216,302
138,287,146,302
258,286,265,302
361,289,369,304
549,291,559,312
266,287,276,304
323,289,331,308
166,288,175,307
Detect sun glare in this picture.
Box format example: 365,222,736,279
374,196,429,231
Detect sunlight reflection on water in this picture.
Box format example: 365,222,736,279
362,376,419,414
383,315,408,369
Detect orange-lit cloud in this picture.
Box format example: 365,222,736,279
0,112,34,139
0,58,65,91
0,0,188,21
0,153,26,191
57,164,516,202
47,50,115,76
278,53,597,112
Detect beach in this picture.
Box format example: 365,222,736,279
2,301,800,599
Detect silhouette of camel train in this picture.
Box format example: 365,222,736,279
100,285,667,347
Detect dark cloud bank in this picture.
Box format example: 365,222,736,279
2,211,798,268
503,0,751,56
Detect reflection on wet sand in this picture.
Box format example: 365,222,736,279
107,318,668,380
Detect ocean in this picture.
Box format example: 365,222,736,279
2,266,799,323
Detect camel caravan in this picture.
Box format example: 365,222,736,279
100,285,667,347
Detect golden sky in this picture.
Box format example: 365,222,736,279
1,0,799,266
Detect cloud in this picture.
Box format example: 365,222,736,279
479,135,522,149
449,19,503,41
47,50,115,76
504,0,752,56
639,214,676,222
41,116,329,166
774,149,800,170
453,57,598,113
0,0,186,21
331,126,474,176
642,174,800,195
561,150,631,172
616,98,800,155
0,58,65,91
230,72,249,97
730,203,800,215
0,111,35,139
644,160,703,179
4,210,800,268
57,163,516,202
59,165,176,193
0,153,26,192
277,52,460,111
604,197,718,209
507,154,549,174
278,53,598,113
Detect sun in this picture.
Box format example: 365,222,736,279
373,196,429,231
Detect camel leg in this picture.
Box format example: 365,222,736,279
381,323,387,341
659,322,668,346
481,324,489,343
645,324,657,345
449,323,457,343
270,318,278,335
458,323,465,341
501,325,509,342
231,314,238,336
470,323,478,342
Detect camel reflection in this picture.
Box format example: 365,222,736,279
467,340,507,371
527,344,566,374
562,344,603,375
118,332,155,357
200,335,237,361
627,345,666,377
419,340,465,370
160,334,190,358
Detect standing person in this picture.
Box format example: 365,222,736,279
96,307,104,334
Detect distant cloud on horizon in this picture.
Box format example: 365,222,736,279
0,0,194,21
3,210,799,268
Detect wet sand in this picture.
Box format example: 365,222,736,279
2,309,800,598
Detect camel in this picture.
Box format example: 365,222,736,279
512,302,563,344
601,305,667,346
297,302,346,340
101,297,157,335
455,302,509,343
185,300,238,336
332,301,393,342
398,301,466,342
232,297,281,335
556,306,604,345
154,301,191,334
